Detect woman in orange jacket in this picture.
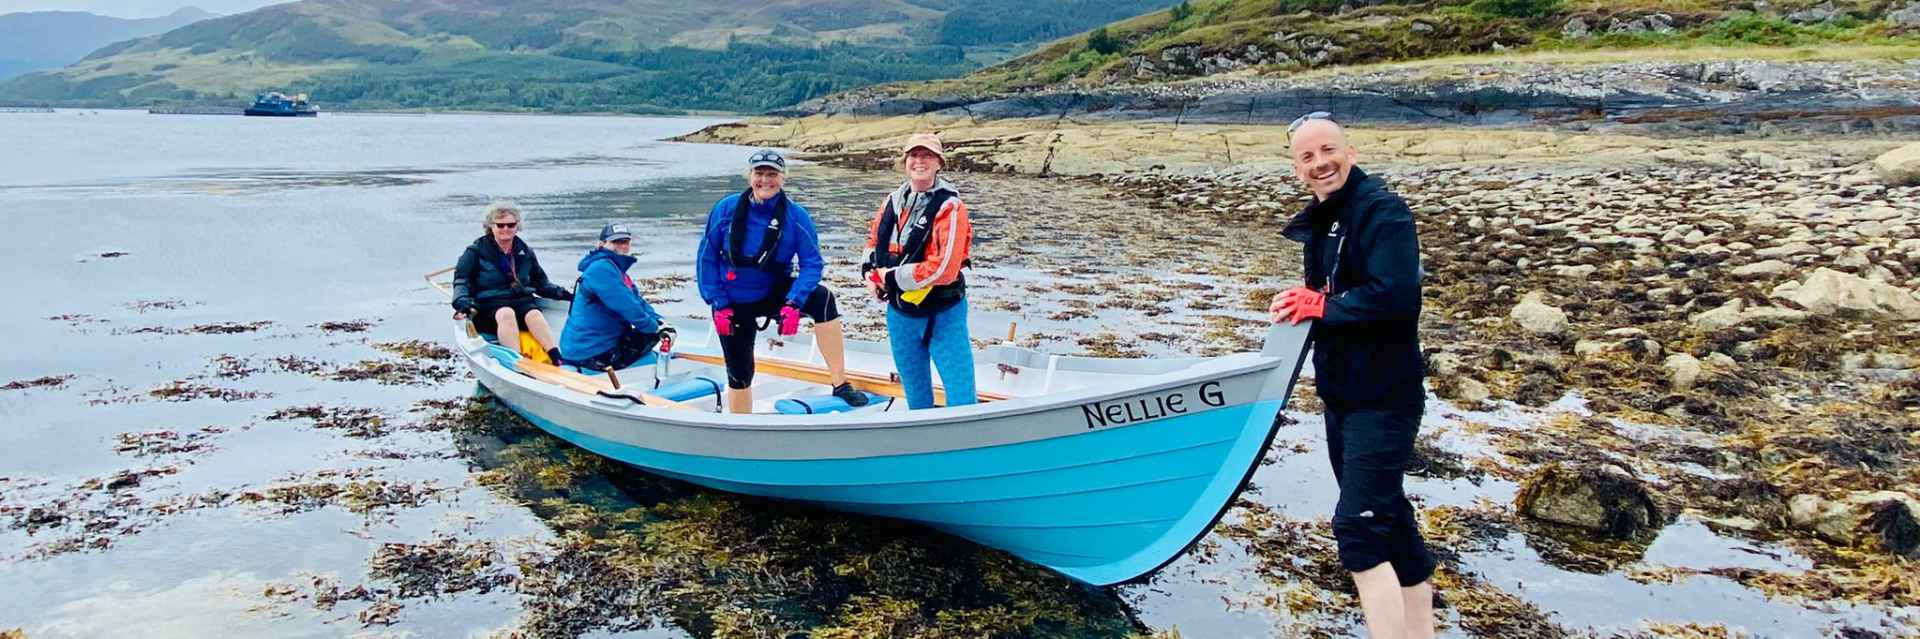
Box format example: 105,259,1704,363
861,132,977,409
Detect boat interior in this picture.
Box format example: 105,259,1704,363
453,295,1222,416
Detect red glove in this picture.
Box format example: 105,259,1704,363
1276,287,1326,325
778,304,802,336
713,308,734,337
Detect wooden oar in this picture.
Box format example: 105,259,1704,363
425,266,455,298
515,358,694,411
672,351,1010,404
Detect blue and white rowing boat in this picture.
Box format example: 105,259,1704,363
451,300,1310,586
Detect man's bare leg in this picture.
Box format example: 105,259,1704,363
1401,579,1435,639
1352,563,1407,638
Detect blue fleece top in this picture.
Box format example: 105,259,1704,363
560,248,661,361
696,192,825,310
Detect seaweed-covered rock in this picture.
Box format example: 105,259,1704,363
1788,491,1920,557
1516,463,1663,539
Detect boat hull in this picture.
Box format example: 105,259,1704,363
464,314,1309,586
499,393,1286,585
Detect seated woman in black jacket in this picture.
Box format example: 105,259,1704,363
451,201,572,362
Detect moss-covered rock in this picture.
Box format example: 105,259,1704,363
1515,462,1664,539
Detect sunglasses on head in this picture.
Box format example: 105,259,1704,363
1288,111,1334,136
494,221,518,229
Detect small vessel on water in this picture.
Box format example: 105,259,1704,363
432,272,1310,586
244,92,317,117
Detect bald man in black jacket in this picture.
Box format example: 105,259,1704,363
1271,114,1435,639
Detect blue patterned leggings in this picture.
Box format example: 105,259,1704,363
886,298,977,410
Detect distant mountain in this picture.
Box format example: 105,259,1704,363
0,0,1178,112
0,7,216,80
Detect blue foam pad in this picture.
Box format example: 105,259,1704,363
655,377,723,402
485,344,521,368
774,392,888,415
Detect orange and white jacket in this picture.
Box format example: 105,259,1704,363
865,178,971,292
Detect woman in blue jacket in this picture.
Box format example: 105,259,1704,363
560,223,664,371
697,149,867,413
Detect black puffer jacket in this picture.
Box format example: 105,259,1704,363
1281,166,1426,409
450,236,570,313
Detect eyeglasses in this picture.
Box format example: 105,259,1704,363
1288,111,1333,136
493,222,518,229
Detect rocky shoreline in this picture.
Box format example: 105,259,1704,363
682,112,1920,633
777,58,1920,137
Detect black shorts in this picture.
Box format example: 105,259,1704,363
573,328,660,371
1325,402,1435,586
472,298,540,336
718,283,840,389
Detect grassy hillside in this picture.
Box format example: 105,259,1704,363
0,0,1180,112
910,0,1920,96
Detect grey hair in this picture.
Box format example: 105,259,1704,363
482,200,522,231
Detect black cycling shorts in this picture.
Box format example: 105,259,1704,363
472,298,541,337
573,328,660,371
718,283,840,389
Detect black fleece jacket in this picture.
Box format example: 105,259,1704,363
450,235,570,313
1281,166,1426,409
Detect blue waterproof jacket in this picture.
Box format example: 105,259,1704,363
561,248,661,361
696,192,825,310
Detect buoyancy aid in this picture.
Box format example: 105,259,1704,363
869,187,966,317
721,189,786,282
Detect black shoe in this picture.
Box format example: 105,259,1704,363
832,382,870,407
547,348,564,365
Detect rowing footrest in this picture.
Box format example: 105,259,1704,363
774,392,888,415
654,376,723,403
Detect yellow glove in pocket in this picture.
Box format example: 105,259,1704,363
899,287,931,305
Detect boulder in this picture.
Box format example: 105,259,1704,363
1664,353,1703,391
1517,463,1664,538
1511,291,1570,337
1787,1,1840,23
1889,1,1920,27
1732,260,1793,279
1690,299,1748,331
1788,491,1920,557
1563,16,1592,38
1874,143,1920,186
1438,376,1491,404
1770,267,1920,319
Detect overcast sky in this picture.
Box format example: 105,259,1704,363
0,0,285,18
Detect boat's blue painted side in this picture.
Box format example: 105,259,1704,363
500,395,1284,585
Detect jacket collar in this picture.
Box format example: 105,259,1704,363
577,247,636,272
1282,166,1371,242
889,177,958,217
474,234,526,258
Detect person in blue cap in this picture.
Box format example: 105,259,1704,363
561,222,664,371
696,149,868,413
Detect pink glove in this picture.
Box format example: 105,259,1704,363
778,304,802,336
713,308,734,337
